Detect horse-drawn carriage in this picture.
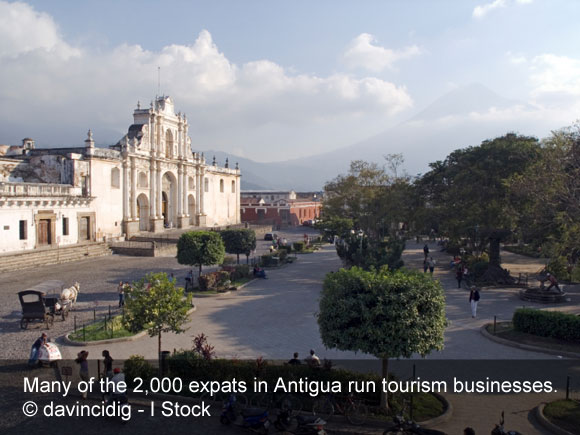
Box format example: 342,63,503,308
18,280,80,329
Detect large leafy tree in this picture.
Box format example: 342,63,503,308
508,125,580,277
123,272,192,357
318,267,446,409
220,229,257,264
177,231,226,276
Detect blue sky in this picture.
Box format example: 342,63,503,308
1,0,579,162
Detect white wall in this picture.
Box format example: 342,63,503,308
89,159,124,240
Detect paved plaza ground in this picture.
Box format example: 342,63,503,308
1,233,579,434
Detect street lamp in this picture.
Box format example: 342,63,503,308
358,229,364,255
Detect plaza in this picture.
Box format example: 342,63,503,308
1,231,578,433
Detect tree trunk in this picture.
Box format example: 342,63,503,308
489,237,501,267
237,253,240,264
158,331,162,357
198,263,202,277
380,357,389,410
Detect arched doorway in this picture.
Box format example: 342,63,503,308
137,194,149,231
188,194,196,226
161,171,177,228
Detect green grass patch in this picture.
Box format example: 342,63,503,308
486,322,580,354
232,277,252,287
544,400,580,434
69,314,137,342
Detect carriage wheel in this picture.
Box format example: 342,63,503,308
20,318,28,330
45,315,54,329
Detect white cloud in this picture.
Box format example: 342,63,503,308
343,33,421,72
473,0,532,19
530,54,580,98
0,1,414,160
505,51,527,65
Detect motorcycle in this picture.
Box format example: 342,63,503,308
491,411,522,435
274,409,327,434
220,394,271,433
383,414,446,435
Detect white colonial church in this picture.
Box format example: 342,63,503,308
0,96,241,254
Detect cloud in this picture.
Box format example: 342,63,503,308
529,54,580,109
505,51,527,65
473,0,532,19
0,2,414,161
343,33,421,72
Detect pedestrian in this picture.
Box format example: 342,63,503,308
117,281,124,307
545,273,562,293
305,349,321,367
102,350,113,379
423,258,428,273
28,332,48,367
463,266,470,286
423,244,429,259
469,286,480,318
427,256,435,275
75,350,90,399
288,352,301,365
456,266,464,288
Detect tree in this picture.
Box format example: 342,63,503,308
318,267,446,409
220,229,257,264
122,272,192,357
177,231,226,276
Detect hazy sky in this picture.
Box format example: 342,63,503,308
1,0,578,161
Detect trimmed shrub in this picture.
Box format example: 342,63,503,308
216,271,231,287
278,245,292,255
293,241,305,252
222,256,237,265
260,254,278,267
232,265,251,280
124,355,156,387
198,273,218,291
513,308,580,341
277,249,288,262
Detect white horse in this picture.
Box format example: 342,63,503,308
60,282,80,307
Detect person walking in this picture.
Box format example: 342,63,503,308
75,350,90,399
423,258,428,273
423,244,429,259
456,266,464,288
117,281,125,307
546,273,562,293
427,256,436,275
469,286,480,318
102,350,113,379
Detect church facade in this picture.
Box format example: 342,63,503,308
0,96,241,254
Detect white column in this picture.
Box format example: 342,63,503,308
149,159,156,218
156,162,162,217
195,166,201,216
177,165,183,216
200,169,205,215
130,157,137,220
182,166,188,217
122,160,129,221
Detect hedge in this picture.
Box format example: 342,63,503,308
293,241,305,252
512,308,580,341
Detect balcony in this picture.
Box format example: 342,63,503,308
0,181,83,197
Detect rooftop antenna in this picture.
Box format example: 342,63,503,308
157,66,161,97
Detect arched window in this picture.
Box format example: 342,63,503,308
204,178,209,193
231,180,236,193
188,176,194,191
111,167,120,188
220,179,224,193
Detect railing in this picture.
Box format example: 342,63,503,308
0,181,83,197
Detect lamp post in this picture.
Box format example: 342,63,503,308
358,229,364,256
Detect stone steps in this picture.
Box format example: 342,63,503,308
0,242,112,274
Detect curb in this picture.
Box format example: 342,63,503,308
62,306,197,346
535,403,575,435
326,393,452,434
480,323,580,358
191,290,231,298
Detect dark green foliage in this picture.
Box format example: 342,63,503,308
336,233,405,271
318,267,446,358
198,273,217,291
512,308,580,341
177,231,226,275
278,245,292,255
220,229,257,264
293,241,305,252
231,264,251,280
123,355,156,387
546,256,570,281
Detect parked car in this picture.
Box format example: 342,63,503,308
264,233,278,241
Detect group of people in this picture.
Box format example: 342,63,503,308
287,349,321,367
422,243,482,319
73,349,125,400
